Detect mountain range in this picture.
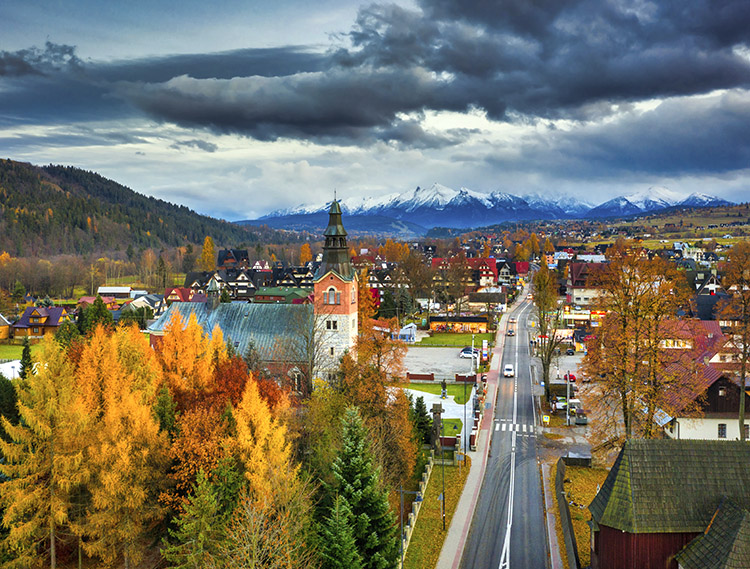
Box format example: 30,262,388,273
242,184,733,236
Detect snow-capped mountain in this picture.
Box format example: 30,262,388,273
678,193,733,208
250,183,734,233
586,186,733,218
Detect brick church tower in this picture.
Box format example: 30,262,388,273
314,200,358,379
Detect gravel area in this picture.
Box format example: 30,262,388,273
403,346,478,380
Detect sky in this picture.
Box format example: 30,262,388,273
2,0,750,221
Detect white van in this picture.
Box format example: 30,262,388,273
503,364,515,377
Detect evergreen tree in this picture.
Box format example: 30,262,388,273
318,495,363,569
81,296,113,335
329,407,398,569
412,396,432,445
54,319,81,351
18,337,32,380
219,288,231,303
161,471,225,569
0,373,19,442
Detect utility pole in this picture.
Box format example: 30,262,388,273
566,369,570,427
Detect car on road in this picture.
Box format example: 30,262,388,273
509,317,517,323
527,293,533,300
503,364,515,377
459,347,480,359
564,373,576,382
506,329,515,336
565,347,576,355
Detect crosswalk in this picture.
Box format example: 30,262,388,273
494,422,536,434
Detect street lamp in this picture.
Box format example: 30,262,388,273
399,484,423,567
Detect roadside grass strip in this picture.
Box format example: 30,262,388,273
403,458,471,569
562,466,609,569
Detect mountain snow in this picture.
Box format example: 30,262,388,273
260,183,733,228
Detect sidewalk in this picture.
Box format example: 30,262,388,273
434,320,504,569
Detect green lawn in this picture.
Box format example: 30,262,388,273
403,383,474,405
417,332,495,347
0,343,42,361
441,418,463,437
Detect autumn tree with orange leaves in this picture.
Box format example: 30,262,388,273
582,243,690,441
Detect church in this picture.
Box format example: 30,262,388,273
147,200,358,394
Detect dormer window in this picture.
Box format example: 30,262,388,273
719,386,726,397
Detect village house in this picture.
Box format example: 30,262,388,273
589,439,750,569
12,306,73,338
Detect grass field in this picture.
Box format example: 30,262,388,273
403,382,474,405
0,343,42,361
403,458,471,569
417,332,495,347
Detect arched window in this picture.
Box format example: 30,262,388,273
327,287,337,304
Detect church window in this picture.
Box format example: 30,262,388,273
326,319,338,330
330,346,335,356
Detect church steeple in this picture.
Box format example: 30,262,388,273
315,200,355,281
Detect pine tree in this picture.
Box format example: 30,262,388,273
318,495,363,569
412,395,432,445
329,407,398,569
161,471,225,569
18,337,32,380
0,337,88,569
80,296,113,335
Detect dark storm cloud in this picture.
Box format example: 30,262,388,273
89,47,328,83
493,90,750,178
169,139,219,152
4,1,750,157
339,0,750,119
115,67,469,145
0,42,82,77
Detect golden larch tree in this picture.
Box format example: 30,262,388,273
0,337,89,569
199,236,216,271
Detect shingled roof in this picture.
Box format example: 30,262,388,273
675,498,750,569
589,440,750,534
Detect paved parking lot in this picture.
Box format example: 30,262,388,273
403,346,478,379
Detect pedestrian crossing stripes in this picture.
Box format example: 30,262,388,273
494,423,535,433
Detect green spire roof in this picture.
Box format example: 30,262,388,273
315,200,355,281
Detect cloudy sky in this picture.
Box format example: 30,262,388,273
2,0,750,221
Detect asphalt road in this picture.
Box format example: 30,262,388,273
460,296,548,569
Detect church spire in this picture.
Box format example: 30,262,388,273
314,200,355,281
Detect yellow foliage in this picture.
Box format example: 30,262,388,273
233,380,298,504
157,311,216,394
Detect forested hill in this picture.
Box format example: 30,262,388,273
0,159,280,256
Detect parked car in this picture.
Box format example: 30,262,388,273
564,373,576,382
565,347,576,356
459,347,480,359
503,364,515,377
506,329,515,336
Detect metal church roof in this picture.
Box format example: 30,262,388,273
148,302,313,362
